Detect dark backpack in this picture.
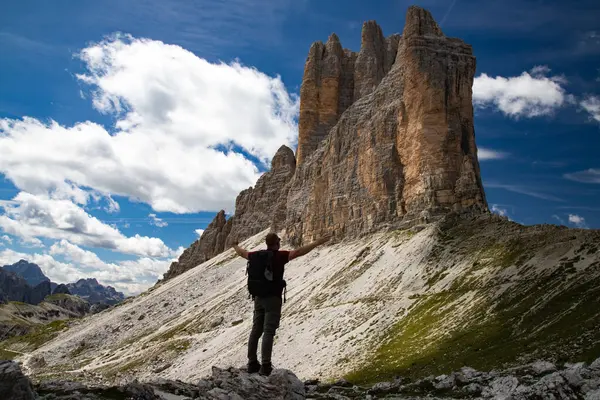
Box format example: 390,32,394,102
246,250,286,299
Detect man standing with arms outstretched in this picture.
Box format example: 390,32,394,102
233,232,330,376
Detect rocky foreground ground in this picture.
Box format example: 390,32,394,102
3,358,600,399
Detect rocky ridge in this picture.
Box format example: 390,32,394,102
2,260,126,306
0,294,89,340
285,6,486,245
162,145,296,281
0,268,51,305
162,6,487,281
2,260,51,287
66,278,125,305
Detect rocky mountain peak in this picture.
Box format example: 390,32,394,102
403,5,444,38
285,5,486,244
3,259,50,287
326,33,341,46
271,145,296,170
161,5,487,280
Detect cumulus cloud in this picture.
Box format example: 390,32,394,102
581,96,600,123
473,66,568,117
564,169,600,184
21,237,44,248
478,148,509,161
0,192,172,257
0,34,298,214
195,229,205,238
104,196,120,213
49,240,180,294
149,213,168,228
1,235,12,245
568,214,587,228
491,204,509,218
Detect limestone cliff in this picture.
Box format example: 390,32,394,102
162,6,488,280
285,6,487,245
162,146,296,281
295,23,400,166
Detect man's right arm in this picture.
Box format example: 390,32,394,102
232,241,249,260
288,236,330,261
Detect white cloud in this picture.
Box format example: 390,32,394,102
581,96,600,123
1,235,12,245
0,192,172,257
491,204,509,218
21,237,45,248
105,196,120,213
564,169,600,184
149,213,168,228
473,66,568,118
552,214,565,225
0,34,298,215
478,148,509,161
568,214,587,228
169,246,185,259
48,240,175,294
195,228,205,238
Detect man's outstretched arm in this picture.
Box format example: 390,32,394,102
232,241,249,260
289,236,330,261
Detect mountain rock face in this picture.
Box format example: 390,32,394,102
286,6,486,244
161,7,487,281
2,260,50,287
44,293,90,316
66,279,125,305
52,284,71,295
0,269,51,305
162,145,296,281
295,24,400,166
28,281,52,305
0,268,32,304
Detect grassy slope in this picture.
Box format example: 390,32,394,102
18,215,600,385
0,320,70,358
346,216,600,384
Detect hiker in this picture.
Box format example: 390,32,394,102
232,232,330,376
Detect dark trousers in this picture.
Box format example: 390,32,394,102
247,296,282,364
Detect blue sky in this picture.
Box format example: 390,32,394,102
0,0,599,294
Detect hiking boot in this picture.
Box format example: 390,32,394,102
247,360,261,374
259,362,273,376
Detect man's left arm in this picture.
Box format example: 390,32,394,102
232,241,249,260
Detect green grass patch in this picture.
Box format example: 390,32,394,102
0,319,70,353
163,339,191,353
0,348,20,360
345,269,600,385
44,294,71,302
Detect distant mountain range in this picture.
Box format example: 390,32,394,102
2,259,52,287
66,278,125,305
0,260,126,305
